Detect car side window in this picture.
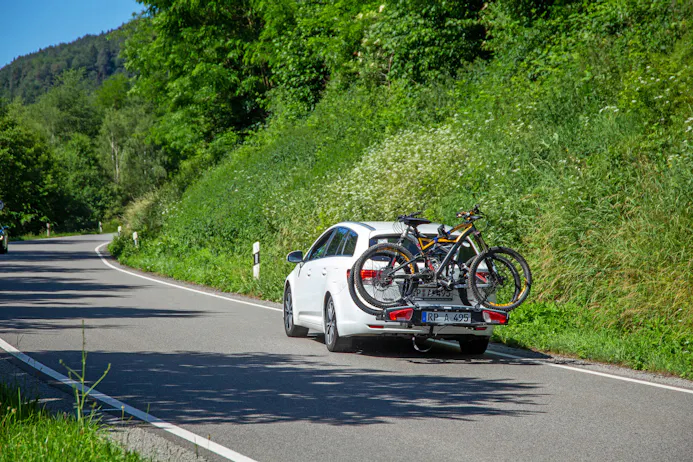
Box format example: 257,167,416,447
325,227,349,257
340,230,358,256
307,230,336,261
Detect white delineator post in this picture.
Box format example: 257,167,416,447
99,221,103,233
117,225,122,236
46,223,50,237
253,241,260,280
133,231,139,247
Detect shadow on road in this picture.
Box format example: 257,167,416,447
0,249,103,263
35,349,546,427
0,272,202,331
10,238,94,246
0,305,202,331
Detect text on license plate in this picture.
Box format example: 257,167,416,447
421,311,472,324
414,288,453,300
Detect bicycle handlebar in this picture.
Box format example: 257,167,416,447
456,204,484,220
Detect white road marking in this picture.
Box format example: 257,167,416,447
95,243,281,312
485,349,693,395
434,340,693,395
0,337,257,462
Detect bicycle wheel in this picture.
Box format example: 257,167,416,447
469,254,522,306
351,243,419,309
468,246,531,311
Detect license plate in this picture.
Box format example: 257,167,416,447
414,288,453,300
422,311,472,324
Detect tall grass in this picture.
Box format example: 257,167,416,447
0,381,144,461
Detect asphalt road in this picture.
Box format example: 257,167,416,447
1,234,692,462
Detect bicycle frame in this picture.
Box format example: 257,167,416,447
393,220,489,280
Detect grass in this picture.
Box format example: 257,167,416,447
0,381,145,462
493,302,693,377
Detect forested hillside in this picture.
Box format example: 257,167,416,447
0,31,127,103
0,22,165,234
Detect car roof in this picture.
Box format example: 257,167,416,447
334,221,455,236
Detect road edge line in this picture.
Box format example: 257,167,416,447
0,337,257,462
95,242,281,312
433,340,693,395
486,349,693,395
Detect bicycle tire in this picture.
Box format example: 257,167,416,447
351,242,419,309
460,255,519,307
468,246,531,311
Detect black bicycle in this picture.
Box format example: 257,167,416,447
348,205,531,315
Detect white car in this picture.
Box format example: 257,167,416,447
283,221,506,353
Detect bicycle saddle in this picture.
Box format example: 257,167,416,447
398,216,432,227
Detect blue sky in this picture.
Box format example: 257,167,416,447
0,0,144,68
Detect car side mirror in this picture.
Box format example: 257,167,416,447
287,250,304,264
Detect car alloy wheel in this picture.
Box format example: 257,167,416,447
324,296,350,352
285,291,294,331
283,287,308,337
325,298,337,346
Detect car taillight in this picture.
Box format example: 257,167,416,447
361,269,378,280
476,271,489,283
482,310,508,325
388,308,413,322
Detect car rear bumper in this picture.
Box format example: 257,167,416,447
334,290,494,338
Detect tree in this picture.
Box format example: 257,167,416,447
123,3,267,166
0,103,59,233
98,103,165,203
54,133,116,228
30,70,103,142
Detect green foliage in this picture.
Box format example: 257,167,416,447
29,70,103,141
98,104,166,203
96,74,131,110
0,104,59,233
53,133,116,229
1,48,163,233
123,3,266,168
356,0,487,85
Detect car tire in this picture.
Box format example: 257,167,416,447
324,295,351,353
458,336,489,355
0,243,6,254
284,286,309,337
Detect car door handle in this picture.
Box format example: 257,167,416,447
321,268,328,276
306,269,312,277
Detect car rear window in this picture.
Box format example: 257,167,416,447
457,240,477,264
369,235,420,256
